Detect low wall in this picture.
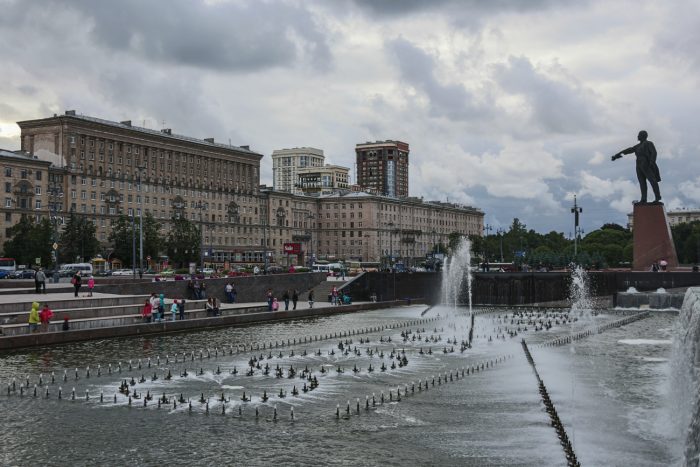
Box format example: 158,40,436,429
341,271,700,306
0,299,422,351
615,292,685,309
95,272,327,303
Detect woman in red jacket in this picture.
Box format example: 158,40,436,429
39,304,53,332
142,299,153,323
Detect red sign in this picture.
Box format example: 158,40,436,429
283,243,302,255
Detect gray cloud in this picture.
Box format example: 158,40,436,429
492,56,602,134
0,0,332,73
387,37,493,121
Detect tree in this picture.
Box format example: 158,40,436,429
109,213,163,267
672,221,700,264
165,217,201,267
2,215,53,267
59,213,99,263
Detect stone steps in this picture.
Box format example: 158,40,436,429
309,280,348,303
0,295,149,315
1,303,266,336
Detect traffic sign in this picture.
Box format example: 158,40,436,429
52,242,58,250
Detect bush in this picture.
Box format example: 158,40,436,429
175,268,189,274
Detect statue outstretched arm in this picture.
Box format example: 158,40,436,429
611,145,636,161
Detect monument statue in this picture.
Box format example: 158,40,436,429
611,130,662,204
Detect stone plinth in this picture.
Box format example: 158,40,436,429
633,203,678,271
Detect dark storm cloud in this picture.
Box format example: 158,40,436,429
492,56,601,134
1,0,332,73
387,37,493,121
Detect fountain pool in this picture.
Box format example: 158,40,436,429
0,304,681,466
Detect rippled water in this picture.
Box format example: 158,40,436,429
0,306,679,466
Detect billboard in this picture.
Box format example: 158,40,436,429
283,242,302,255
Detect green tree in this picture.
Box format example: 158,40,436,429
672,221,700,264
109,213,163,267
59,213,99,263
3,215,54,267
580,224,632,267
165,217,201,267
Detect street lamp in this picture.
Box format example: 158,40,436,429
194,200,207,272
136,165,146,275
305,212,315,267
483,224,493,262
388,221,395,271
47,179,62,281
497,228,505,263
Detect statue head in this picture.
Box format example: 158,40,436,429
638,130,648,142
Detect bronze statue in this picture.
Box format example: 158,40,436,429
611,130,661,204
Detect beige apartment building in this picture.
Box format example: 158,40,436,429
627,208,700,230
297,164,350,195
3,111,484,268
271,147,324,194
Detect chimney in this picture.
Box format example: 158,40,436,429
65,110,76,116
203,138,215,143
161,128,172,135
120,120,132,127
240,145,250,150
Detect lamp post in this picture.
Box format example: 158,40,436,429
195,200,207,273
497,228,505,263
47,179,62,281
305,213,315,267
137,166,145,275
388,222,395,271
131,212,136,278
483,224,492,262
571,195,582,257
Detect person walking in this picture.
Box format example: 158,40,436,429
39,303,53,332
35,268,46,293
178,299,186,320
158,294,166,321
212,297,220,316
87,276,95,297
282,289,290,311
308,290,314,309
27,302,40,333
272,297,279,311
193,281,201,300
170,300,178,321
225,283,233,303
266,289,273,311
71,271,82,297
292,289,299,310
230,283,237,303
142,299,153,323
200,281,207,299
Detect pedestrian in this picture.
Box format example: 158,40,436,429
187,280,195,300
292,289,299,310
660,259,668,271
282,289,290,311
87,275,95,297
225,283,233,303
35,268,47,293
206,298,215,317
231,283,237,303
158,294,165,321
71,271,82,297
62,316,70,331
212,297,220,316
28,302,40,333
142,299,153,323
171,300,178,321
272,297,279,311
193,281,201,300
149,293,160,322
138,268,143,279
39,303,53,332
200,281,207,299
266,288,273,311
308,290,314,308
331,286,338,306
178,299,186,320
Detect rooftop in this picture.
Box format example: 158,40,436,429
18,111,262,157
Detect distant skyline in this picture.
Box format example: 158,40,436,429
1,0,699,235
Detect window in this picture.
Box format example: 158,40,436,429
4,182,10,193
35,186,41,195
35,200,41,209
35,171,42,181
5,198,11,208
20,170,27,179
4,168,11,177
4,212,10,222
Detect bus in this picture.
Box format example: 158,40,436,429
0,258,17,272
59,263,93,277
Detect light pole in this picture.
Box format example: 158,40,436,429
195,200,207,273
48,179,62,281
137,166,145,274
262,218,268,274
571,195,582,256
131,213,136,278
305,213,315,267
497,228,505,263
388,221,395,271
483,224,492,262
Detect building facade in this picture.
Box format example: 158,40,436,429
271,147,324,194
297,164,350,195
4,111,484,269
355,140,409,198
15,110,265,265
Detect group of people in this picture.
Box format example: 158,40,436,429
186,280,207,300
142,293,187,322
329,286,351,306
266,288,315,311
27,301,69,332
650,259,669,272
70,271,95,298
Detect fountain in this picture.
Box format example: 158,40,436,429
670,288,700,465
441,236,474,343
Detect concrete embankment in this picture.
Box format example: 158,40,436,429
0,299,423,351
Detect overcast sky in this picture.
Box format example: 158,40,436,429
1,0,698,235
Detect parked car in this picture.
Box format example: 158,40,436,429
159,269,176,277
20,269,36,279
0,270,10,279
111,269,134,276
200,268,215,276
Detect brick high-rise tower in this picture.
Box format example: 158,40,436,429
355,140,409,198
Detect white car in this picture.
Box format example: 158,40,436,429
111,269,134,276
201,268,215,276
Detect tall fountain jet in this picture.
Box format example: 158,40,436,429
441,237,474,345
670,288,700,465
